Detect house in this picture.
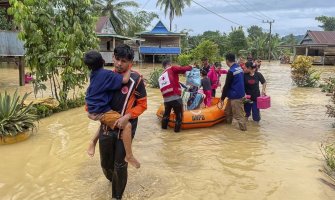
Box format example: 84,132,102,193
0,31,26,86
294,30,335,65
137,20,183,63
95,16,132,64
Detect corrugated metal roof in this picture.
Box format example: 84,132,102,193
309,31,335,44
95,16,109,33
137,21,183,36
96,33,132,40
95,16,132,40
301,31,335,45
0,31,25,56
140,47,181,54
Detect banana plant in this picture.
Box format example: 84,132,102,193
0,90,37,137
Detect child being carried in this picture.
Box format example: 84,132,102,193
84,50,140,168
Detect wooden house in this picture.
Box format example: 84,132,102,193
137,21,183,63
95,16,132,64
0,31,26,85
294,30,335,65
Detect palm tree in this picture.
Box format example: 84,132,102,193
156,0,191,31
94,0,139,34
248,34,268,59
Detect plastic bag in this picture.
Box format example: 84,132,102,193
186,68,201,87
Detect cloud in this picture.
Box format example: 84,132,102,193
137,0,335,36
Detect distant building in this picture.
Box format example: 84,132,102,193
137,21,183,63
95,16,132,64
0,31,26,86
124,39,142,63
294,30,335,65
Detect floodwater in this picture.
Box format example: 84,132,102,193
1,62,335,200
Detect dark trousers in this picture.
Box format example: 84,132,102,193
212,89,216,97
162,98,183,132
99,120,138,199
244,101,261,122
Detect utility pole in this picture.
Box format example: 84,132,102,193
263,20,275,62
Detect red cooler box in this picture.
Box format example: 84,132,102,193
257,95,271,109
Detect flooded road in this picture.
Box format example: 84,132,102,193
1,62,335,199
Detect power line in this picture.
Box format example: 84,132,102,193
238,0,273,21
191,0,244,27
223,0,263,21
235,0,268,21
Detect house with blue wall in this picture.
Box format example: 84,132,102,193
137,21,183,63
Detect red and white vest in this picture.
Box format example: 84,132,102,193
159,66,192,98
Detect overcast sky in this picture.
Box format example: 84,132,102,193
135,0,334,36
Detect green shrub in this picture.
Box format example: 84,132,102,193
58,93,85,110
149,68,163,88
321,142,335,178
325,92,335,121
178,54,192,66
321,77,335,93
32,104,53,119
319,77,335,124
31,94,85,119
0,90,37,137
191,39,220,63
291,56,320,87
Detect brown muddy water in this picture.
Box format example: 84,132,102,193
1,62,335,200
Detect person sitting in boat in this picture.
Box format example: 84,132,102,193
180,83,205,111
158,60,192,132
200,69,212,107
186,86,204,110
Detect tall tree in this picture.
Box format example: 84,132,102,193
248,33,267,59
0,8,12,30
180,28,193,53
202,30,228,56
315,16,335,31
228,27,248,56
95,0,139,35
281,33,299,54
191,40,219,63
247,25,264,40
9,0,98,104
281,34,297,45
156,0,191,31
125,11,158,37
269,33,283,60
187,31,228,56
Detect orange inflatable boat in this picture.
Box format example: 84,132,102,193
156,98,226,129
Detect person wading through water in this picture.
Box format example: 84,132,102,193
220,53,247,131
98,44,147,200
158,60,192,132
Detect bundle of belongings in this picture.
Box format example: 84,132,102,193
181,68,205,110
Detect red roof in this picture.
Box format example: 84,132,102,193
95,16,109,33
308,31,335,44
